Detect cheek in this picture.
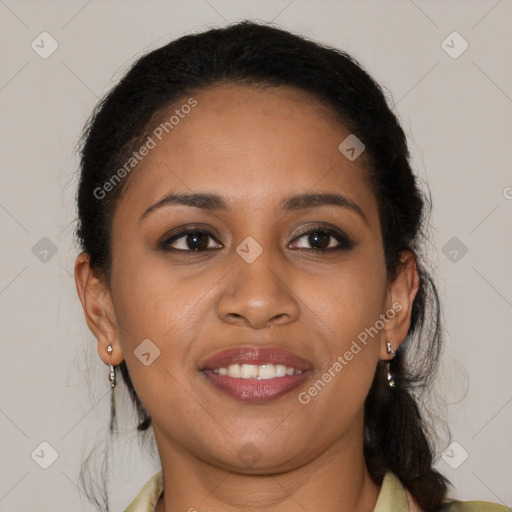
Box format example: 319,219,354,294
109,252,205,424
295,251,387,405
109,242,220,376
110,236,196,339
303,251,388,343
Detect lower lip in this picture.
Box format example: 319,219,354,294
202,370,311,402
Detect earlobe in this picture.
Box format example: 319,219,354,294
74,252,124,366
379,250,420,359
98,342,124,367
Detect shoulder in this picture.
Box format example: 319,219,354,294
385,470,510,512
440,501,511,512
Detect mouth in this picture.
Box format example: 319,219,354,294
200,346,312,402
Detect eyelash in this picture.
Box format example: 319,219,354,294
159,224,355,254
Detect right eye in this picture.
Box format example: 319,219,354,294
160,228,223,252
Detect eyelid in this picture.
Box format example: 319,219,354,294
159,223,221,242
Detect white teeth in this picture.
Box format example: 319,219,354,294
240,364,259,378
275,364,287,377
211,363,303,379
227,364,240,377
257,364,276,379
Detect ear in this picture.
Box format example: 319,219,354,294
74,252,124,366
379,249,420,360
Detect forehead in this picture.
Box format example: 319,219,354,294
114,83,379,229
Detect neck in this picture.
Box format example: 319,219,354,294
153,421,381,512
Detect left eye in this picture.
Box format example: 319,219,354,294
290,227,354,252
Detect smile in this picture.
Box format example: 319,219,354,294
200,346,312,402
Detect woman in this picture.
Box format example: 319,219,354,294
73,21,510,512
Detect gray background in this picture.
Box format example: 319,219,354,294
1,0,511,510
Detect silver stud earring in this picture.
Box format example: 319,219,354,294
386,342,395,388
107,345,116,388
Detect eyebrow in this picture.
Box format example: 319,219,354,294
140,191,368,225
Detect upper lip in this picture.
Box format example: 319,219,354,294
200,346,313,371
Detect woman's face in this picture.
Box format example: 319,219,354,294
92,83,413,472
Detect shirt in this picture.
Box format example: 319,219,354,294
124,469,511,512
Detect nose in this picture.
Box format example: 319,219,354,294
217,249,300,330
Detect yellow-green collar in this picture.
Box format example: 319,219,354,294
124,469,510,512
124,470,410,512
374,471,411,511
